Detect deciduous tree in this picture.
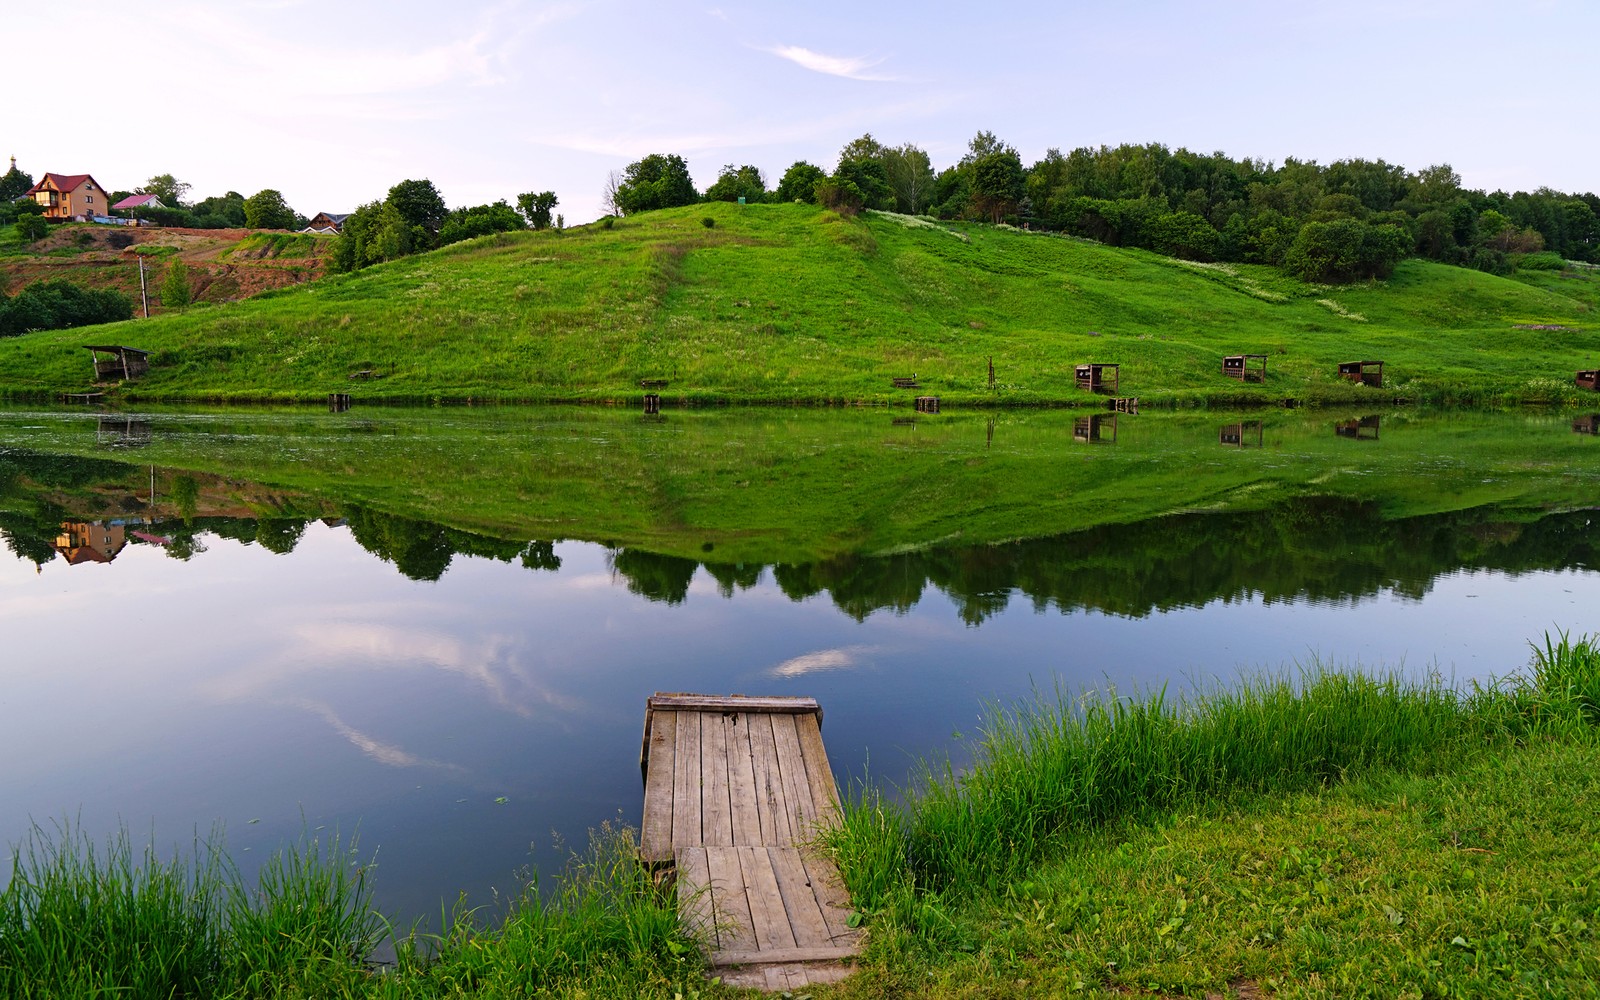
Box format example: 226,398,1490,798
515,190,559,229
774,161,825,204
139,173,192,207
615,154,698,214
160,260,192,309
242,189,296,230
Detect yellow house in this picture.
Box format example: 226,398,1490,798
25,172,108,220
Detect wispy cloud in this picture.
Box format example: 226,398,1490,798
766,45,897,81
296,699,467,772
768,645,878,678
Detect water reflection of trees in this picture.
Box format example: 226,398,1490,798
636,499,1600,622
3,442,1597,617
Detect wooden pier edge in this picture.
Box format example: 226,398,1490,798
639,692,862,988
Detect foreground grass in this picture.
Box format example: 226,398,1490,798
5,636,1598,997
0,204,1596,404
825,632,1600,998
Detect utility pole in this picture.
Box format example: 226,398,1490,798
137,254,149,318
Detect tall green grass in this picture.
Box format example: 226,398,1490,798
831,636,1600,918
0,822,696,998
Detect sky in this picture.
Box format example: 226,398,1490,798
6,0,1596,223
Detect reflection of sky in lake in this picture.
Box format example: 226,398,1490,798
2,524,1597,920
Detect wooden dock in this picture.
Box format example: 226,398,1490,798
641,693,862,990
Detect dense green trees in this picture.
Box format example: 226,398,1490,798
242,189,297,230
439,201,526,245
703,164,767,203
0,160,33,202
614,154,698,214
0,280,133,336
774,161,825,204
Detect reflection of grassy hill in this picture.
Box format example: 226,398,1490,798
0,205,1595,403
4,407,1596,565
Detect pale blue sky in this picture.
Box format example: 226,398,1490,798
9,0,1595,222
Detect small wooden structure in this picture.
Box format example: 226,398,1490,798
83,345,149,382
1577,370,1599,392
1335,416,1381,440
643,393,661,414
640,378,669,389
328,393,352,412
1073,413,1117,444
1222,354,1268,382
891,376,919,389
1075,362,1119,394
641,694,862,990
914,396,940,413
1573,415,1600,435
1219,421,1263,447
1107,396,1138,414
1338,360,1384,388
59,392,105,404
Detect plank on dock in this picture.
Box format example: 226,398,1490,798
641,692,862,986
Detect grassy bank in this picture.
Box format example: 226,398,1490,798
825,632,1600,997
0,204,1595,405
4,635,1598,997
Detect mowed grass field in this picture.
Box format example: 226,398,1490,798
0,203,1595,404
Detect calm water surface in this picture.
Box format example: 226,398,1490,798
1,405,1596,920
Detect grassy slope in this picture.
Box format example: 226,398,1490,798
0,204,1595,403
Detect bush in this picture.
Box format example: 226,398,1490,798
600,216,615,230
1516,251,1566,271
1284,219,1408,283
815,177,865,216
700,216,715,229
15,214,49,242
0,280,134,336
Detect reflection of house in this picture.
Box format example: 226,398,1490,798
25,172,108,221
54,521,129,564
303,212,349,234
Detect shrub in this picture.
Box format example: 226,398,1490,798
700,216,716,229
1516,251,1566,271
600,216,615,230
0,280,134,335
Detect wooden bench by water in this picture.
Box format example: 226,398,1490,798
640,693,862,990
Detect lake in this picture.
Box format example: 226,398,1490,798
1,403,1597,921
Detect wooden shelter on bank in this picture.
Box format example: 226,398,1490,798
1075,362,1119,393
83,345,149,382
1339,360,1385,388
1578,370,1599,392
1222,354,1268,382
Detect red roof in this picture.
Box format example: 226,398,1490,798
25,172,100,195
112,193,162,210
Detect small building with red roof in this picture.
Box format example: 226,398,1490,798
25,172,108,220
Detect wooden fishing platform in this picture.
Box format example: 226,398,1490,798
640,693,862,990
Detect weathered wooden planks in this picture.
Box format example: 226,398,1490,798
640,693,862,988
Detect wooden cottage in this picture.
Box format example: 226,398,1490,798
1338,360,1384,388
1222,354,1268,382
1573,415,1599,435
1075,362,1119,393
303,212,351,234
1577,370,1599,392
84,345,150,381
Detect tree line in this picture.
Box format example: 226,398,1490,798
330,180,560,273
605,133,1600,284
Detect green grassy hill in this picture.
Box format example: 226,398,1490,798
1,203,1595,404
